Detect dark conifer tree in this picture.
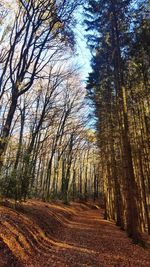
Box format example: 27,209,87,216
85,0,149,242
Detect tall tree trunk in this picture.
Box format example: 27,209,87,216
111,0,141,242
0,94,18,171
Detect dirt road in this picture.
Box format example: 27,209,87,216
0,201,150,267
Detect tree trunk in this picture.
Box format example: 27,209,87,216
0,94,18,171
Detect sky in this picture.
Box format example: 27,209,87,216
74,8,92,83
71,8,96,130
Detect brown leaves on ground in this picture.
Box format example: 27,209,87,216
0,200,150,267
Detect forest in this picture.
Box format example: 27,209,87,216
0,0,150,266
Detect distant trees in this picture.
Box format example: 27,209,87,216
0,0,80,170
85,0,150,242
0,61,100,203
0,0,101,203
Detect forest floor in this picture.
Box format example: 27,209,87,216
0,200,150,267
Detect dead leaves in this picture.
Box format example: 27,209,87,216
0,201,150,267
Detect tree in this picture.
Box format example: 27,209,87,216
85,0,149,242
0,0,81,171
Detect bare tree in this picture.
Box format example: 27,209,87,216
0,0,81,170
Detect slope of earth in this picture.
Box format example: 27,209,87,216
0,200,150,267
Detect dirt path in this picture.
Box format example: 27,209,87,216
33,206,150,267
0,201,150,267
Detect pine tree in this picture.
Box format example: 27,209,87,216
85,0,149,242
